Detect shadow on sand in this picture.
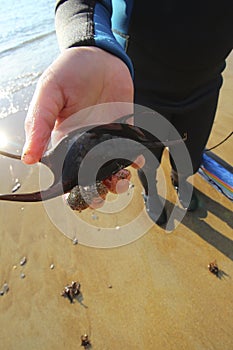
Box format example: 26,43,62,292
166,188,233,262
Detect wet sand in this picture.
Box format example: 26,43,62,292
0,54,233,349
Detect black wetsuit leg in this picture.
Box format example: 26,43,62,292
133,84,220,177
169,88,220,175
128,6,225,178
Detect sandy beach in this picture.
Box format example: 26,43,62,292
0,55,232,349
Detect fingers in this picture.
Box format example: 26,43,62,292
22,68,63,164
131,155,145,169
21,47,134,165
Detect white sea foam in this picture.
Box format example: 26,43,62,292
0,0,59,118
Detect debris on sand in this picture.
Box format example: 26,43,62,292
61,281,81,303
81,334,91,348
208,260,219,276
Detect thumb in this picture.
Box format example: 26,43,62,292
22,70,63,164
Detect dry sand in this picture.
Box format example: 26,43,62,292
0,54,232,350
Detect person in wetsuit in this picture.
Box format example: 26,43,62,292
22,1,233,226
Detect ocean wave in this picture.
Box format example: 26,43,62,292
9,72,42,94
0,30,56,58
0,71,43,119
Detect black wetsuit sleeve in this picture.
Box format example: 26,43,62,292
55,0,134,75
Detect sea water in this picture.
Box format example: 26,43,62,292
0,0,59,118
0,0,59,192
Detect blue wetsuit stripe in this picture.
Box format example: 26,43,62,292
93,1,133,75
111,0,133,50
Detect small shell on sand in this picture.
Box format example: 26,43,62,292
72,238,78,245
11,181,21,193
20,256,27,266
2,283,9,293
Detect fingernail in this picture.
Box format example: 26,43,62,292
21,152,36,164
